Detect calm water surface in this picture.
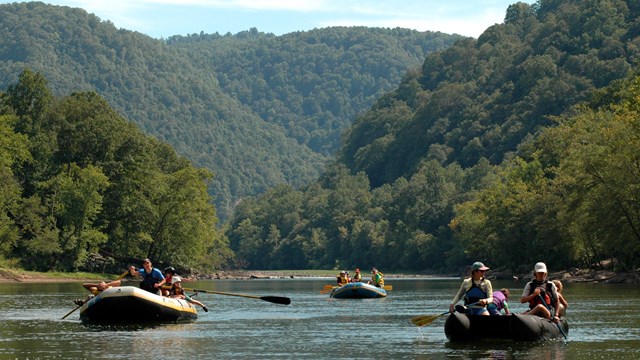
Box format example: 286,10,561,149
1,278,639,359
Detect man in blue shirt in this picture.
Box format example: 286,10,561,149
129,258,166,295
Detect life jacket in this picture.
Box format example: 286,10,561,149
337,275,349,286
373,272,384,287
527,280,554,309
464,280,488,305
140,268,162,294
170,286,184,297
352,273,362,282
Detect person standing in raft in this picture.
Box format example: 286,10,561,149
520,262,561,322
129,258,166,295
449,261,493,316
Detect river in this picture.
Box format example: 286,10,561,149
1,278,639,359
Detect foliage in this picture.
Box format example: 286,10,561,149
0,3,460,220
0,70,229,272
226,0,640,272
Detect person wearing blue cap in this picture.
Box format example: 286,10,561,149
449,261,493,316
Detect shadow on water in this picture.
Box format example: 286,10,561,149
443,340,568,360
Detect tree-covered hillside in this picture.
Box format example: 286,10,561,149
226,0,640,272
169,27,460,155
1,69,230,272
0,2,461,219
340,0,640,187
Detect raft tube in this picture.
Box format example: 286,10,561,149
330,282,387,299
79,286,198,324
444,312,568,341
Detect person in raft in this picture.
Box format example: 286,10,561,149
449,261,493,316
336,271,350,286
487,288,511,315
552,279,568,316
169,276,208,312
368,268,384,287
129,258,166,295
162,266,176,296
520,262,561,322
81,279,122,295
351,268,362,283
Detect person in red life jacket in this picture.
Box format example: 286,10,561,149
336,271,349,286
162,267,176,296
520,262,561,322
450,261,493,315
351,268,362,283
487,288,511,315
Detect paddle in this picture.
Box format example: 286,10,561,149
61,270,129,320
411,302,479,327
177,286,291,305
538,294,568,339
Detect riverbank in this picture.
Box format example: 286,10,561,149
1,267,638,284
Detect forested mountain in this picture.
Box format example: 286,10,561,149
226,0,640,272
0,2,461,219
168,27,456,155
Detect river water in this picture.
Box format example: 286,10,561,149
1,278,639,359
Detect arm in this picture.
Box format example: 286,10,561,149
129,265,139,277
558,294,568,308
481,280,493,306
520,283,539,303
450,279,469,312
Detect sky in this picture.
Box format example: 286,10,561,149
1,0,537,39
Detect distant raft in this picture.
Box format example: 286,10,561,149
79,286,198,324
444,312,568,341
330,282,387,299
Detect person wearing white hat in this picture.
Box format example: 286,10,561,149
520,262,560,321
449,261,493,316
169,276,209,312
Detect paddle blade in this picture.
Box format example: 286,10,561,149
323,284,336,290
383,285,393,291
411,312,448,327
260,296,291,305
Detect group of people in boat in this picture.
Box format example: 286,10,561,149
78,258,208,312
450,261,568,322
336,267,384,287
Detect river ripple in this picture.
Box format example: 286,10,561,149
1,278,639,359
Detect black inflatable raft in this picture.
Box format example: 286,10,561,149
444,312,568,341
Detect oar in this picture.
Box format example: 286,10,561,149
411,302,479,327
180,287,291,305
411,311,450,327
61,270,129,319
538,294,568,339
